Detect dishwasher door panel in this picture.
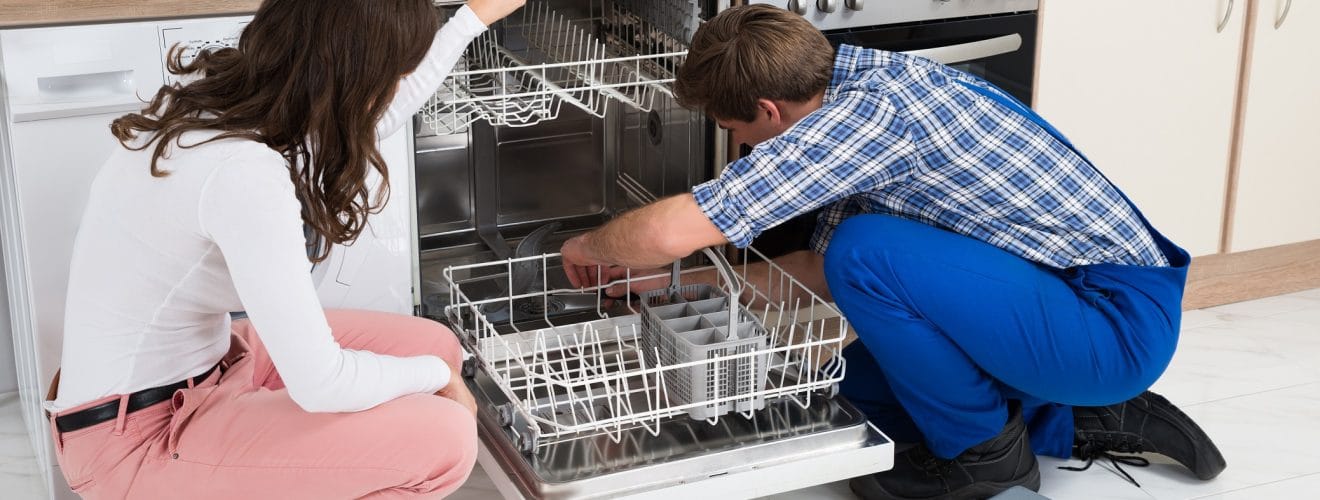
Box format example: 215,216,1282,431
466,362,894,499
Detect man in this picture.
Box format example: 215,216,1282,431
560,5,1225,499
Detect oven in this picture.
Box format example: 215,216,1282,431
819,7,1037,103
361,1,1041,498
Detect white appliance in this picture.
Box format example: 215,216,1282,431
0,246,15,394
0,17,413,498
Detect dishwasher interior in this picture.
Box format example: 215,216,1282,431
412,1,892,497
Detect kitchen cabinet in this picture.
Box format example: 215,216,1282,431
1227,0,1320,251
1035,0,1246,257
0,0,258,28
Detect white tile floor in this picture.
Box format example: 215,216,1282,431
2,288,1318,499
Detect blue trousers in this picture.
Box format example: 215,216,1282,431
824,215,1188,459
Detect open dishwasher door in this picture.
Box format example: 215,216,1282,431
469,372,894,499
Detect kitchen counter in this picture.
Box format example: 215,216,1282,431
0,0,260,29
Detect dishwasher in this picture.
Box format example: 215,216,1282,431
411,1,893,497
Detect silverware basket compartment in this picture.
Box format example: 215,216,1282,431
639,284,770,420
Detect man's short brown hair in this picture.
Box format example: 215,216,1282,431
674,4,835,122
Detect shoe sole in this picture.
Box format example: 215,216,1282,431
1143,391,1228,480
847,466,1042,500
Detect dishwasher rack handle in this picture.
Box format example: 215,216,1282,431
701,247,745,339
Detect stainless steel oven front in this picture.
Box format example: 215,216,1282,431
396,1,1039,497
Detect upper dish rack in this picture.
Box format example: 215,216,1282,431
420,0,697,135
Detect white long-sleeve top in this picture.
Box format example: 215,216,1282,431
47,6,487,413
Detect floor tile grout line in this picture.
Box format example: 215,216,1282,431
1204,299,1320,321
1109,462,1162,500
1182,380,1320,408
1190,312,1313,328
1185,470,1320,499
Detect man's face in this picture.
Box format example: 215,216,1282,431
717,117,787,149
715,100,795,149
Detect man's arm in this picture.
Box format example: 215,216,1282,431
561,194,726,288
563,89,909,289
599,248,831,307
560,194,832,304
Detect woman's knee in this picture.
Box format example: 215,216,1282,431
385,394,478,477
411,318,463,368
325,309,464,367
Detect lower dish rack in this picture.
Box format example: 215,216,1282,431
442,247,850,454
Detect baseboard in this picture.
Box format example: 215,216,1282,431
1184,239,1320,310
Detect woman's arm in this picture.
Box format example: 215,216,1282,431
376,0,526,138
199,148,449,413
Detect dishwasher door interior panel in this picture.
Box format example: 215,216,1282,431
469,365,893,499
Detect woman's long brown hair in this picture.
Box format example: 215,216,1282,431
111,0,440,262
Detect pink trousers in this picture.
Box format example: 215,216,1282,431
47,309,479,499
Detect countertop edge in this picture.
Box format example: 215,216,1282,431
0,4,260,30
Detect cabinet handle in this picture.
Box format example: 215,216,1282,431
1218,0,1235,33
1275,0,1292,29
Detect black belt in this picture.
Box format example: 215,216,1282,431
54,363,220,434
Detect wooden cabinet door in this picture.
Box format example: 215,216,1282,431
1228,0,1320,251
1035,0,1246,257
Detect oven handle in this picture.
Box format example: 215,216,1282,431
903,33,1024,65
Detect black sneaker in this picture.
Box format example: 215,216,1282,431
1071,390,1227,481
850,405,1041,500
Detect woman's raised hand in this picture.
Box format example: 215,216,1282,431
467,0,527,26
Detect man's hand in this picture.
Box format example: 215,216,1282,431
562,235,688,297
559,194,730,290
467,0,526,26
560,234,610,289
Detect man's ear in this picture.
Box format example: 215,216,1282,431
756,98,782,124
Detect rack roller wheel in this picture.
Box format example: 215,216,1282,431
461,358,477,379
496,403,516,427
517,433,537,454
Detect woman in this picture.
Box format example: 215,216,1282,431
43,0,524,497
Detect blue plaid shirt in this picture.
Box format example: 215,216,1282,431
692,45,1168,269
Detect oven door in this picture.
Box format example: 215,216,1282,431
824,12,1038,103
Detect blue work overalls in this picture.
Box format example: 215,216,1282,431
826,80,1190,459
